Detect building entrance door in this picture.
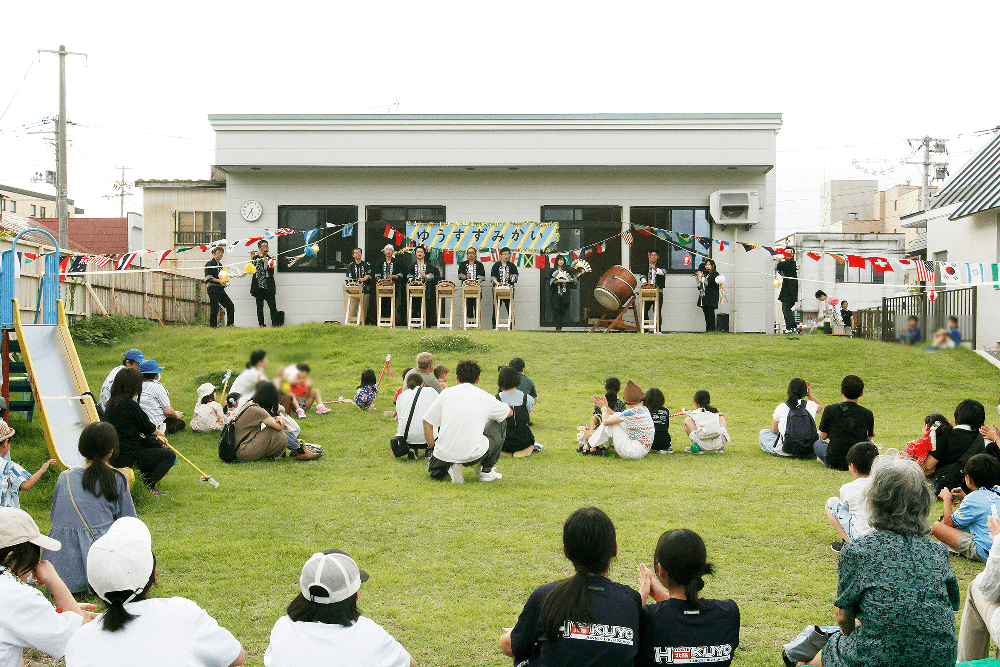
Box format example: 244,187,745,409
539,223,623,328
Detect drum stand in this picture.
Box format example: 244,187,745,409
377,282,395,328
462,283,481,330
344,283,364,326
589,295,640,333
494,285,513,330
407,284,426,329
638,286,660,333
436,282,455,329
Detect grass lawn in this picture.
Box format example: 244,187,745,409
12,324,1000,666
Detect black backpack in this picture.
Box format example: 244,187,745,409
218,405,254,463
782,400,818,458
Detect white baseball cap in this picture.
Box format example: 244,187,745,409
87,517,155,602
0,507,61,551
196,383,216,399
299,550,368,604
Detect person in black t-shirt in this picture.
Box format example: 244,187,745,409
204,246,234,328
643,388,672,454
815,375,874,471
927,399,987,493
637,529,739,667
500,507,641,667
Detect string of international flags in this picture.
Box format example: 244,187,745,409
10,220,1000,286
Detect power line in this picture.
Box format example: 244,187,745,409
0,57,36,124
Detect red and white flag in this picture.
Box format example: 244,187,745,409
869,257,893,274
384,224,394,239
622,230,633,245
595,241,606,254
915,260,935,282
158,250,173,265
86,255,111,267
807,252,822,261
115,253,138,271
717,240,728,252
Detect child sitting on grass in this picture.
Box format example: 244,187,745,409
905,413,952,466
643,388,672,454
683,389,730,454
354,369,378,411
190,383,225,432
434,364,449,390
932,453,1000,563
224,392,240,423
826,442,877,553
285,364,331,415
0,421,55,508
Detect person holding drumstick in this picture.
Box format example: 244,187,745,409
641,250,666,332
491,247,518,328
346,248,372,325
409,245,439,326
458,248,485,321
378,244,406,327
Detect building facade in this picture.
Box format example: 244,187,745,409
209,113,782,332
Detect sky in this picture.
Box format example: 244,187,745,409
1,0,996,240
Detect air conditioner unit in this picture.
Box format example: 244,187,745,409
710,190,759,228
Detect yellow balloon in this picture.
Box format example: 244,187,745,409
218,270,229,282
311,244,320,253
773,278,781,288
245,263,257,274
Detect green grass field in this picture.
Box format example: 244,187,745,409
12,324,1000,666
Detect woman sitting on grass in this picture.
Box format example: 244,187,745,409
637,529,739,667
759,378,822,458
46,423,137,594
499,506,642,665
578,377,625,454
683,390,730,454
232,383,321,462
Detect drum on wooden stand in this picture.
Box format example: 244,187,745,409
594,266,638,310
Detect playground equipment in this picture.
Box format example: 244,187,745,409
1,229,97,468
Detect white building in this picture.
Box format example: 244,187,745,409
820,180,878,232
209,113,782,332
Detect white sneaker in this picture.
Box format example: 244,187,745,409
478,468,503,482
448,463,464,484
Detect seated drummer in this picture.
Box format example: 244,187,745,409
378,244,406,326
491,247,518,328
640,249,666,332
409,245,439,325
458,248,486,320
346,247,372,324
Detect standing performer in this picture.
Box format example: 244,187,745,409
378,245,405,326
548,255,576,332
458,247,485,320
696,258,721,332
409,245,439,326
250,240,279,328
640,250,666,332
204,246,234,328
346,247,371,325
490,247,518,328
775,251,798,333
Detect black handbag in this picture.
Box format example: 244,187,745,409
390,386,423,458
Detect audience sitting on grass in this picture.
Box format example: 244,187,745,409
683,390,730,454
783,457,959,667
499,507,641,666
760,378,822,458
926,316,961,350
64,517,245,667
637,529,740,667
354,369,378,411
643,388,672,455
231,383,321,462
433,364,449,390
190,383,225,433
104,368,176,496
280,364,331,415
825,442,877,553
404,352,443,394
0,421,55,509
263,549,417,667
814,375,874,471
926,399,987,493
956,514,1000,661
897,316,921,346
583,381,655,459
932,453,1000,563
46,423,137,594
422,359,511,483
232,350,307,419
905,413,951,466
0,507,95,667
496,365,540,457
586,378,625,431
509,358,537,409
394,373,437,459
138,360,185,435
98,349,143,411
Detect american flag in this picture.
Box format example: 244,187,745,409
622,230,633,245
915,260,935,283
86,255,111,267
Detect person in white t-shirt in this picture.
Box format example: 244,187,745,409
65,517,244,667
0,507,94,667
98,349,143,411
137,360,185,435
826,442,878,553
264,549,416,667
759,378,823,457
395,374,439,458
422,360,512,483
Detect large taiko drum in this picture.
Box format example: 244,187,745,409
594,266,637,309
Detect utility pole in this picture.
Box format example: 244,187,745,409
906,135,948,212
110,166,132,217
38,45,86,250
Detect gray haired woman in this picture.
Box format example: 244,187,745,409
785,457,959,667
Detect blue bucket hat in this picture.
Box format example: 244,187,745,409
124,349,144,362
138,360,165,374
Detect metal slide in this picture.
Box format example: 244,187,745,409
12,299,98,468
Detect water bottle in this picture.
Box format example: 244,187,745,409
690,442,701,454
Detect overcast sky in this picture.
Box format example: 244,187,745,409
1,0,995,239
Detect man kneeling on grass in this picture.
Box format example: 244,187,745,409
422,360,512,484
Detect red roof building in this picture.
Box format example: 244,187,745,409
31,217,130,256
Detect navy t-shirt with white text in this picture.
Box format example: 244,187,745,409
637,597,740,667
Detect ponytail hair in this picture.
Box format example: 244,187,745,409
693,390,718,413
79,423,122,502
604,377,621,407
100,555,156,632
653,529,713,610
539,507,617,640
785,378,807,410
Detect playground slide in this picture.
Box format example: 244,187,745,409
12,299,98,468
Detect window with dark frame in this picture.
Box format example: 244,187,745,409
39,206,45,217
365,206,447,271
174,211,227,246
629,207,712,272
278,205,359,272
835,261,885,285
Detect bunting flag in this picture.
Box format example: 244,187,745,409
633,225,653,236
22,253,38,263
676,233,694,249
827,253,845,264
442,250,454,264
869,257,893,274
914,260,935,282
846,255,866,269
86,255,111,267
342,223,355,238
66,255,87,277
157,250,173,265
384,224,394,239
595,241,606,254
115,253,138,271
695,236,711,250
763,246,779,256
717,240,729,252
740,243,755,252
58,255,71,281
622,230,633,245
303,229,318,245
967,263,987,283
993,264,1000,290
394,231,404,246
940,263,960,283
535,255,546,268
807,252,822,261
